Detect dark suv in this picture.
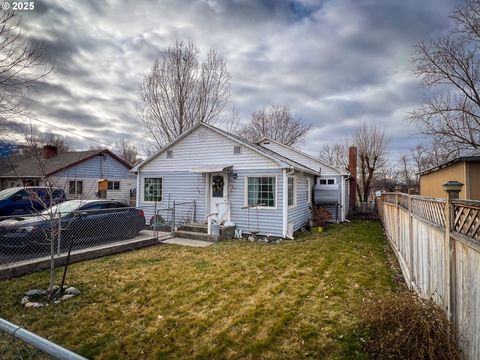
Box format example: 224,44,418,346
0,187,67,217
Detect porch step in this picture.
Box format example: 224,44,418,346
179,223,208,234
174,230,214,242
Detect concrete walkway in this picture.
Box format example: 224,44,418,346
161,237,213,247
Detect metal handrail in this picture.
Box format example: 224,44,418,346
0,318,87,360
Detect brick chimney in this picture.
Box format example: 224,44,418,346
348,145,357,211
43,145,57,159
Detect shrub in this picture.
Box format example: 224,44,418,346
311,205,332,227
359,291,461,360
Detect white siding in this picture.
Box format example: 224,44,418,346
316,175,344,222
47,177,134,204
288,174,314,232
142,127,280,172
229,169,284,237
138,171,206,225
48,153,134,203
258,140,343,176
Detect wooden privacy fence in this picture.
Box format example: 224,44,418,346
378,192,480,360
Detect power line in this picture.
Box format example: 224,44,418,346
18,114,112,147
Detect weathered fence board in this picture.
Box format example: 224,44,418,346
379,193,480,360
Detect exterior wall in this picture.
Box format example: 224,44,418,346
316,175,344,222
138,171,206,225
419,163,466,199
143,127,279,172
137,168,285,237
288,173,314,232
468,162,480,200
51,154,134,203
229,169,284,237
258,140,343,176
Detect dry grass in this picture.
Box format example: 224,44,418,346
0,220,395,359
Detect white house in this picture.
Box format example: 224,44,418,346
0,146,135,204
132,123,350,239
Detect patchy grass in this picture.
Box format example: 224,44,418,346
0,220,396,359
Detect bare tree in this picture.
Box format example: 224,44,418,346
113,138,140,166
137,41,231,150
0,11,50,126
410,0,480,152
318,142,349,171
354,123,390,202
239,105,311,146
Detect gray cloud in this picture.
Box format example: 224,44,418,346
9,0,464,159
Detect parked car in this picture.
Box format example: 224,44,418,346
0,200,145,252
0,187,67,217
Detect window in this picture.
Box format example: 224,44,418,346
69,181,83,195
107,181,120,190
23,179,39,186
288,177,296,207
306,178,311,203
144,178,162,202
245,176,276,208
233,145,241,155
166,150,173,158
319,178,335,185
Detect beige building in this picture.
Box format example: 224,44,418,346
418,151,480,200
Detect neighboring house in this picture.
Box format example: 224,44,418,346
132,123,351,239
418,149,480,200
0,145,134,203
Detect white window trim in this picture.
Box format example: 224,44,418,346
69,180,83,195
243,175,278,210
319,178,336,185
107,180,121,191
306,178,311,203
142,177,163,203
288,176,297,208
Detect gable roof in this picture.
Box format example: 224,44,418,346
418,149,480,176
0,149,132,178
132,123,319,174
257,137,348,175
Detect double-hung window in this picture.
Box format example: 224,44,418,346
288,176,296,207
69,181,83,196
319,178,335,185
144,178,162,202
107,180,120,190
245,176,276,208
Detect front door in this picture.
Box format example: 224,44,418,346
209,173,229,222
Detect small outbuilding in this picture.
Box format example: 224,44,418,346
418,150,480,200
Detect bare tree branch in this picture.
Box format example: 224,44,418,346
137,41,231,150
239,105,311,146
410,0,480,151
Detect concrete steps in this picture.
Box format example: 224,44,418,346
173,230,213,242
174,223,235,242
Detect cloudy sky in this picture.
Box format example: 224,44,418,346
13,0,462,157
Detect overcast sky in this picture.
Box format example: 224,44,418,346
15,0,462,157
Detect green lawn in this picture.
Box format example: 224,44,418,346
0,220,397,359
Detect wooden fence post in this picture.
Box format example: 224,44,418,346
396,192,400,248
408,195,414,286
443,181,463,325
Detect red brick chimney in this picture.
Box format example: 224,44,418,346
43,145,58,159
348,145,357,211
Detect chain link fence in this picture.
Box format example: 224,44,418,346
0,204,148,266
1,318,86,360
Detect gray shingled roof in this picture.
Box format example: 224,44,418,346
1,150,112,178
417,148,480,176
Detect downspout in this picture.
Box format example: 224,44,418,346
282,167,294,239
341,175,345,222
136,169,140,208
